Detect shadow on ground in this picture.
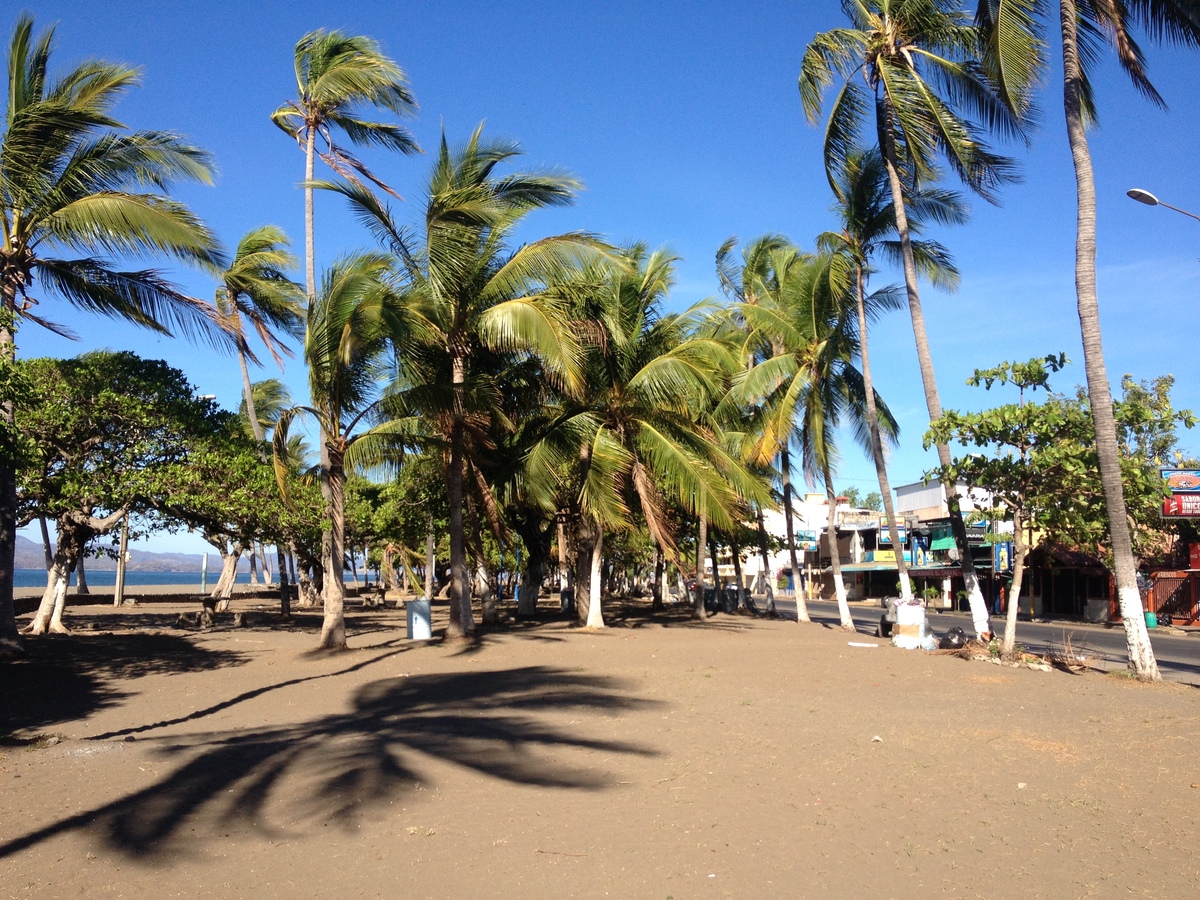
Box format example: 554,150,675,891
0,632,252,735
0,665,659,861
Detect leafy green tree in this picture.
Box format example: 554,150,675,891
932,359,1197,663
274,253,404,650
330,126,601,637
974,1,1200,679
271,28,419,298
928,354,1069,656
0,15,225,645
800,0,1020,637
15,352,227,632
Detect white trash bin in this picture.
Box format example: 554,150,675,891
406,597,432,640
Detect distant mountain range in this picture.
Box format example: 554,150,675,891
15,535,249,573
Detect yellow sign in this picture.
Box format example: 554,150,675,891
873,549,896,562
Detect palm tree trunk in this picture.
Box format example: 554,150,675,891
652,546,664,610
447,418,474,637
825,467,854,631
756,505,776,614
318,435,347,649
425,527,435,600
1059,0,1158,679
238,344,263,443
586,524,605,627
0,284,20,649
780,446,809,622
855,263,913,603
693,501,708,620
304,129,317,301
731,537,745,609
879,101,989,637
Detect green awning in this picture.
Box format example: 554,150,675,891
930,524,956,552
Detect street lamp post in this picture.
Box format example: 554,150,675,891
1126,188,1200,224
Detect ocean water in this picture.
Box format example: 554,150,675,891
13,569,258,589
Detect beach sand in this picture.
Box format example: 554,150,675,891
3,595,1198,898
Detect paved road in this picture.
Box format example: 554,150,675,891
765,596,1200,685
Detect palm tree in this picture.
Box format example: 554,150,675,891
800,0,1021,638
271,28,419,299
973,1,1200,679
0,15,224,646
273,253,403,650
718,236,817,620
548,246,768,626
817,146,967,607
332,126,601,638
738,250,900,630
216,226,304,445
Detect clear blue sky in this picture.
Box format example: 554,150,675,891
13,1,1200,555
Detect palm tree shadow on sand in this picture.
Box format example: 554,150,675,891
0,666,660,860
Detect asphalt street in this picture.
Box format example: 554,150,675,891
765,596,1200,685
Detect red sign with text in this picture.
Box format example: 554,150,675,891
1163,494,1200,518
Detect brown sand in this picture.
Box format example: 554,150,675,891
2,594,1198,899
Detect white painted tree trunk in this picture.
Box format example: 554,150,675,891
826,477,854,631
586,527,605,628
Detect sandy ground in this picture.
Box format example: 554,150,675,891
2,591,1199,899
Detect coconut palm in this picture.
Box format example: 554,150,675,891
271,28,419,299
817,145,967,606
738,250,900,631
216,226,304,444
973,1,1200,679
273,253,403,650
0,15,225,645
547,246,768,626
330,126,601,638
800,0,1021,637
717,236,817,620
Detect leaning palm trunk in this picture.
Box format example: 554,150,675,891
1059,0,1158,679
318,435,348,649
879,110,989,638
780,447,809,621
304,130,317,300
855,265,913,604
824,473,854,631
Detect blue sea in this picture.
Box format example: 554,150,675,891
14,568,259,589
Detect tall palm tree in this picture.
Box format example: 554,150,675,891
800,0,1021,637
271,28,419,299
215,226,304,445
738,250,900,630
273,253,403,650
718,236,824,620
332,126,601,638
973,1,1200,679
818,146,967,606
0,15,224,645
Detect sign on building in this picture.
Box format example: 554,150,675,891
1161,469,1200,518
